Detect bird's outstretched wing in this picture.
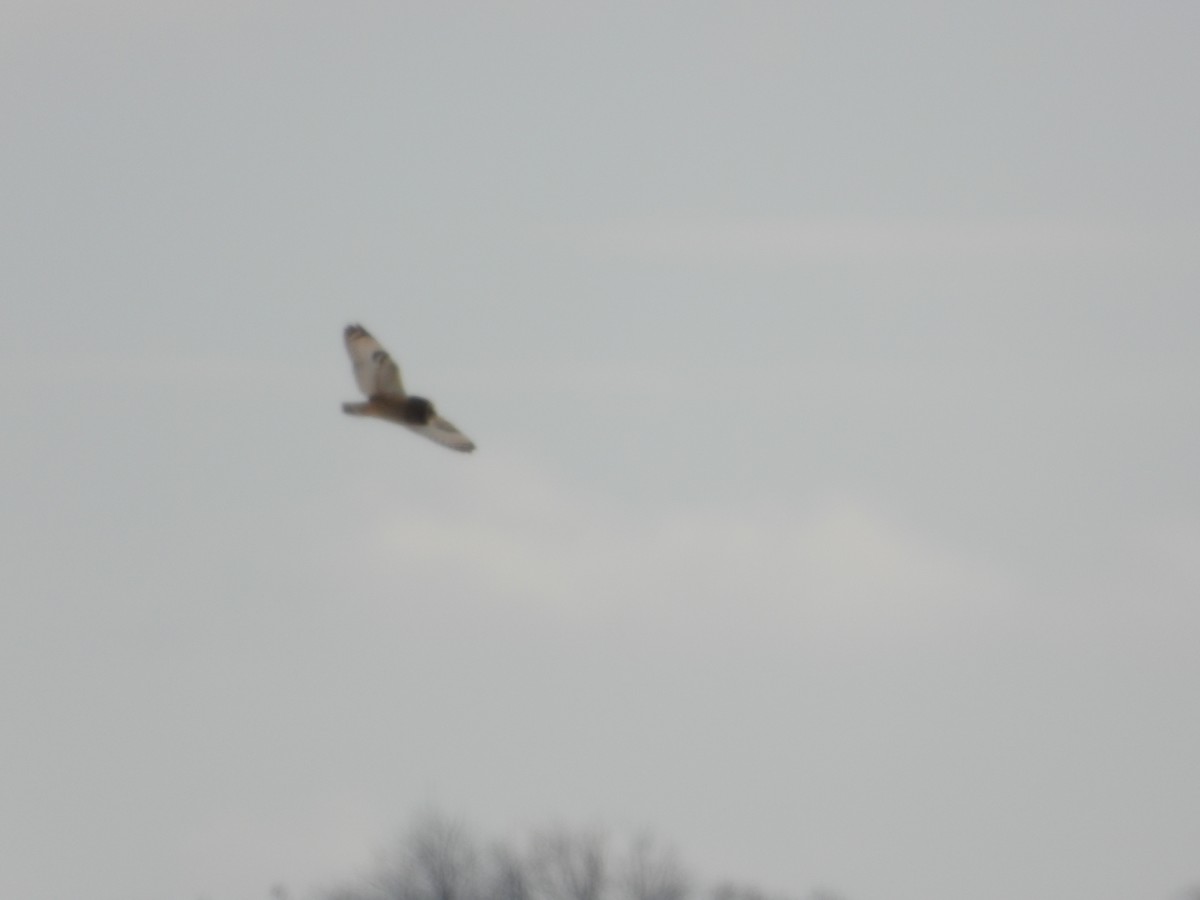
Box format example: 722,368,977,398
406,415,476,452
344,324,405,398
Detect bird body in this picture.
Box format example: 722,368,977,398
341,324,475,452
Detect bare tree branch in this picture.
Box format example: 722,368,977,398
530,826,609,900
621,834,690,900
378,811,480,900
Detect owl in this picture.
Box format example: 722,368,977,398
341,324,475,453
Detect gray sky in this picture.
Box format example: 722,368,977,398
2,3,1199,899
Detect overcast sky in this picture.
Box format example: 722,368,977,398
2,3,1199,900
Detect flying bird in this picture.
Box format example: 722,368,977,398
341,323,475,452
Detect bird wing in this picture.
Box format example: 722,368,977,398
344,324,405,399
406,415,476,453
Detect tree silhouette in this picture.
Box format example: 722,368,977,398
378,812,480,900
529,826,609,900
319,811,837,900
622,834,689,900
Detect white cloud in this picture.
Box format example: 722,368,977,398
371,454,1007,650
